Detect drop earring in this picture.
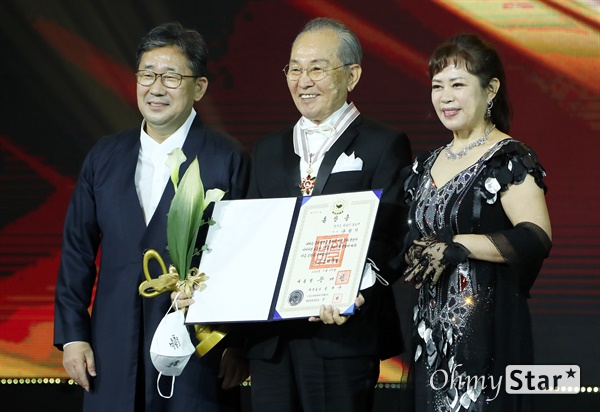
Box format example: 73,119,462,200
486,100,494,119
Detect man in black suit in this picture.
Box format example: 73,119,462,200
54,23,249,411
246,17,412,412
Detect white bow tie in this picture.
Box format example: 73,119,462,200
301,123,336,138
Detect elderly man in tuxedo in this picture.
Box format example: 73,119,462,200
246,17,412,412
54,22,250,412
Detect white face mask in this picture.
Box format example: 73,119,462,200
149,294,196,398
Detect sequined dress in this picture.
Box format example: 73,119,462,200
404,139,549,412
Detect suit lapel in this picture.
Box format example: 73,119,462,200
312,116,362,196
141,175,173,254
116,133,147,247
281,129,302,197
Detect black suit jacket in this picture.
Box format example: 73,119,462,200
245,114,412,360
54,116,250,412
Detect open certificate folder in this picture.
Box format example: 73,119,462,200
185,189,381,324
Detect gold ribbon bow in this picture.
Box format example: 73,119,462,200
138,249,227,357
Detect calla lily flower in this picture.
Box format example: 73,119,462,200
204,188,226,211
165,151,226,280
166,148,187,191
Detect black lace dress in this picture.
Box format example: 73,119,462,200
404,140,551,412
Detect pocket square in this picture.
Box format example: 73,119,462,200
331,152,363,173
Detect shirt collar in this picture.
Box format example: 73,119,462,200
139,109,196,156
300,101,349,129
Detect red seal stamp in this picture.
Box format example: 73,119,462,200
335,270,351,285
309,234,348,269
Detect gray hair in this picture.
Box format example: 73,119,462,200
135,22,208,77
294,17,362,66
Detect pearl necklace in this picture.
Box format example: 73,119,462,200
444,124,496,160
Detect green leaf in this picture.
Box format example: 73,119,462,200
167,158,204,280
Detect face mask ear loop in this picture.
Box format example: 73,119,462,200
170,291,181,314
156,372,176,399
155,291,181,398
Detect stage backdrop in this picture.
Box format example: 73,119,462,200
0,0,598,394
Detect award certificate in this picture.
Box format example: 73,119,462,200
185,190,381,324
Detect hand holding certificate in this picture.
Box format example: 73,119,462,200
308,292,365,325
185,190,381,324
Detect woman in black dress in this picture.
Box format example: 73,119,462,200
401,34,552,411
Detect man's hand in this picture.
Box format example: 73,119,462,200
218,347,249,389
308,293,365,325
170,290,194,309
63,342,96,392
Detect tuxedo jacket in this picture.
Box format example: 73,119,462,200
245,115,412,360
54,116,250,412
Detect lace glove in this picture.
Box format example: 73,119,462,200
404,228,470,288
404,241,426,268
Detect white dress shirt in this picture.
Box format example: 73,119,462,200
135,110,196,225
297,102,350,180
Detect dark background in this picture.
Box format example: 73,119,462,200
0,1,598,411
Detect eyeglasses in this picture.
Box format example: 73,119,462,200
135,70,198,89
283,63,352,82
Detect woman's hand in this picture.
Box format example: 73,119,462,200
404,238,449,288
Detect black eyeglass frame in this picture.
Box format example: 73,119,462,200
135,70,199,89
